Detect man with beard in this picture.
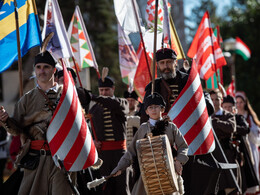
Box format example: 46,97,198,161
141,48,234,195
141,48,189,122
142,48,214,120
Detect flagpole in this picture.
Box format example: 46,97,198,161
72,56,83,87
216,25,224,85
207,12,220,86
231,53,236,92
151,0,159,94
14,0,23,97
131,0,152,80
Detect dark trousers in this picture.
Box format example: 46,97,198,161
99,149,129,195
0,158,7,187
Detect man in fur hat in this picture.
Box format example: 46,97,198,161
142,48,228,195
88,69,130,195
144,48,187,115
142,48,214,121
0,51,75,194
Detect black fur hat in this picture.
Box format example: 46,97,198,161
144,92,166,110
57,67,77,81
223,95,236,105
34,51,56,67
98,77,114,88
98,67,114,88
124,91,138,100
156,48,177,62
34,33,56,67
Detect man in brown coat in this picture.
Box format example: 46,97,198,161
0,51,75,194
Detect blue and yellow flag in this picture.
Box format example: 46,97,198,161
0,0,41,72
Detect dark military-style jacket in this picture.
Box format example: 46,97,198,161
89,96,128,142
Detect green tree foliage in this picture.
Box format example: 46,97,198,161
186,0,221,41
220,0,260,116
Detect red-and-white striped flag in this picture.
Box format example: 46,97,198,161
167,60,215,155
47,62,98,171
226,78,235,97
187,11,226,81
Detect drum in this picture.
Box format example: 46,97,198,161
136,134,178,195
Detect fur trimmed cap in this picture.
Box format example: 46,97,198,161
156,48,177,62
34,51,56,67
124,91,138,100
98,77,114,88
223,95,236,105
57,67,77,81
144,92,166,110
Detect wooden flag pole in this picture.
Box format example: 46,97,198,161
231,53,236,92
151,0,159,94
131,0,152,80
14,0,23,97
71,56,83,87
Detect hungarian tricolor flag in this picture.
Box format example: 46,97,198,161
235,37,251,61
187,11,226,80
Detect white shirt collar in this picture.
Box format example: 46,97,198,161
149,117,163,126
215,108,223,116
37,83,59,93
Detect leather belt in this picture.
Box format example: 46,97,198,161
29,149,51,156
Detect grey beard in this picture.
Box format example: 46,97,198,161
161,71,176,80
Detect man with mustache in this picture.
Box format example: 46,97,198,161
0,51,75,194
141,48,224,195
141,48,189,122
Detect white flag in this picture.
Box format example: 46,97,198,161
42,0,73,59
117,22,139,85
113,0,142,35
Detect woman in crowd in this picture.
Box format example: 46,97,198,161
236,91,260,194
